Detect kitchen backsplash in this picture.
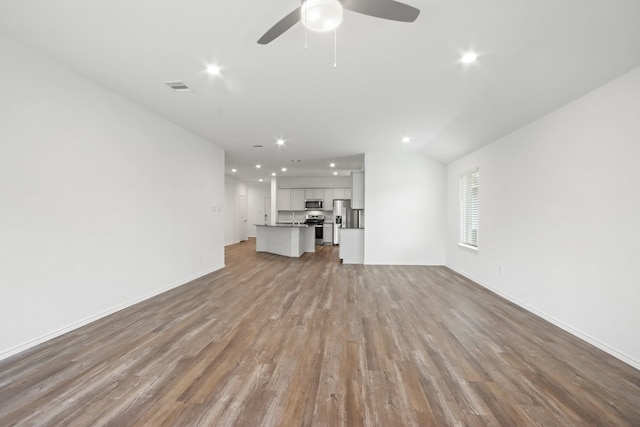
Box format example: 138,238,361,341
278,210,334,223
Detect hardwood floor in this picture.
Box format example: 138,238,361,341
1,239,639,426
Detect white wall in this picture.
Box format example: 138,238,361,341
0,35,225,360
446,66,640,369
365,152,446,265
224,175,247,246
247,182,271,237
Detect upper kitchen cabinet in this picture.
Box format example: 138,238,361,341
277,188,291,211
323,189,334,209
278,185,353,212
333,188,346,200
351,172,364,209
304,188,323,199
291,189,305,211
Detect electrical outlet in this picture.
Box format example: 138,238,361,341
499,266,504,276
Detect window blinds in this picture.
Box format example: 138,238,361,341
460,169,479,248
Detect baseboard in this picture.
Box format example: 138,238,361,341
446,265,640,371
0,264,225,362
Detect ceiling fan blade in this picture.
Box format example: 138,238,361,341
342,0,420,22
257,7,301,45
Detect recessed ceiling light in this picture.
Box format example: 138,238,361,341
231,168,237,173
271,172,276,176
329,162,336,168
402,136,411,143
333,171,338,176
281,167,287,172
460,52,478,64
259,178,263,182
206,64,221,76
276,138,285,146
256,164,261,169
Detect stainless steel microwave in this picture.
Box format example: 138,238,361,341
304,199,323,210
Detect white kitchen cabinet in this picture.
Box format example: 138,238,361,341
339,228,364,264
291,189,305,211
304,188,323,199
333,188,345,200
277,188,291,211
323,189,334,209
345,189,352,200
323,223,333,244
351,171,364,209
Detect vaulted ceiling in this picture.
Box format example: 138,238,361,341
2,0,640,182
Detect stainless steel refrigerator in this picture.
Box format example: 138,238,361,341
333,199,360,244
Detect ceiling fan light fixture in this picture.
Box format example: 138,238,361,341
301,0,343,32
461,52,478,64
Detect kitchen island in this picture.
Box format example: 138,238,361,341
255,224,315,258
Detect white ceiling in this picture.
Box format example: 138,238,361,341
2,0,640,182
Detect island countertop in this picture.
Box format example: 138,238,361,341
257,224,309,228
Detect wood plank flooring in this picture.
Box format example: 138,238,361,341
1,239,639,426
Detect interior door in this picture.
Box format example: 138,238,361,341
239,194,248,241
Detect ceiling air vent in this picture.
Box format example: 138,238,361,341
163,81,191,92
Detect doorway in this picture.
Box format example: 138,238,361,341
238,194,248,242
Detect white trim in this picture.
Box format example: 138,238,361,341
446,265,640,371
458,242,478,252
0,264,225,362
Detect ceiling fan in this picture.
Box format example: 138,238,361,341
258,0,420,45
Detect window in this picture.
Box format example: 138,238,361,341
460,168,479,249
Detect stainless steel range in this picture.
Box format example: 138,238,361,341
304,215,325,244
